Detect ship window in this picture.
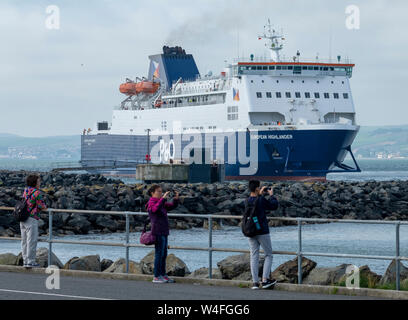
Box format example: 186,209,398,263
324,93,330,99
316,80,320,83
314,92,320,98
305,92,311,98
285,92,291,98
295,92,301,98
342,81,345,84
257,66,262,70
330,67,334,71
266,92,272,98
308,66,314,70
291,80,294,83
262,66,268,70
287,66,293,70
302,66,308,70
261,80,264,83
250,66,257,70
275,92,282,98
323,67,328,71
314,67,319,70
276,66,282,70
256,92,262,98
343,93,349,99
331,81,334,84
251,80,254,83
282,66,287,70
293,66,301,74
228,114,238,120
333,93,339,99
276,80,279,83
269,66,275,70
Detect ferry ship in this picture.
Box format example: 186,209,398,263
81,21,361,181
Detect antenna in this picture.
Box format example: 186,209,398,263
329,27,332,63
237,28,240,60
258,18,284,62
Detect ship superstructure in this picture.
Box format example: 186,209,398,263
81,21,361,180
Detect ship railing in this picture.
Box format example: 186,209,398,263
0,206,407,290
233,56,353,65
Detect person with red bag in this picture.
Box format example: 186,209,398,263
145,185,179,283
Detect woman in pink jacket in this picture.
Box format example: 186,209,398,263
146,185,179,283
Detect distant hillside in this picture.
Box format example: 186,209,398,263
352,125,408,158
0,134,80,160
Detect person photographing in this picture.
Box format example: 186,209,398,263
244,180,279,290
146,185,179,283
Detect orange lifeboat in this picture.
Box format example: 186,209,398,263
119,81,160,96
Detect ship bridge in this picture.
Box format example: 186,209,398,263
233,59,354,78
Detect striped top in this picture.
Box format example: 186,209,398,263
23,187,47,220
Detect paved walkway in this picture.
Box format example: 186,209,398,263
0,271,384,300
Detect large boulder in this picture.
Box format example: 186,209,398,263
304,264,353,285
36,247,64,268
271,257,316,283
379,260,408,285
103,258,143,274
66,215,91,234
216,253,265,280
187,267,222,279
63,254,101,272
217,254,250,279
356,265,381,287
0,253,18,265
140,250,190,277
16,248,63,268
100,259,114,272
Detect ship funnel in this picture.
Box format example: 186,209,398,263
147,46,200,90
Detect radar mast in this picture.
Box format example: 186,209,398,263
258,19,284,62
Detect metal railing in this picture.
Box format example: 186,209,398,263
0,206,407,290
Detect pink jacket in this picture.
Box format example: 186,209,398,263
145,197,178,236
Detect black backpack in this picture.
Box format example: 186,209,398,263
13,192,31,222
241,197,260,237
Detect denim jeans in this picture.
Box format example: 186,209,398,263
154,235,168,277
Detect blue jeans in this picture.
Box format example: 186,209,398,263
154,235,168,277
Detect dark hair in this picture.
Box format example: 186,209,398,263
248,180,260,192
148,184,161,196
26,174,40,188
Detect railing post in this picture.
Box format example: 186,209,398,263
125,212,130,274
48,210,53,267
208,215,213,279
297,218,302,284
396,222,400,291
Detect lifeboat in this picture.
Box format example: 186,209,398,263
119,81,160,96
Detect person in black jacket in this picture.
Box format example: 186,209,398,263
247,180,279,290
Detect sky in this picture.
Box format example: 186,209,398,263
1,0,407,137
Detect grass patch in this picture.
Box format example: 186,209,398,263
335,274,408,291
330,287,338,295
